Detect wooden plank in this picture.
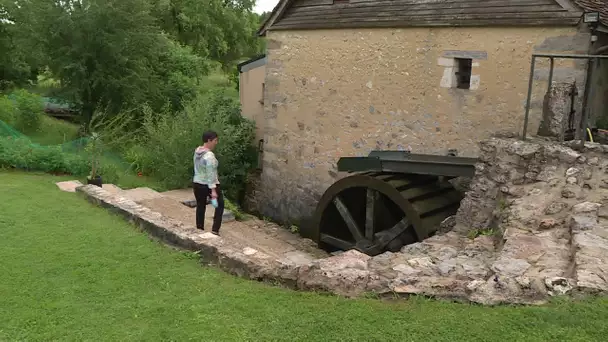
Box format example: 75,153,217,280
276,11,580,26
286,0,558,15
333,196,365,242
281,8,570,23
270,17,579,30
319,234,355,251
293,0,333,6
348,0,550,4
283,7,569,22
258,0,295,36
375,217,411,247
365,189,376,240
267,0,581,32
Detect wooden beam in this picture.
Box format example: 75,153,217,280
365,189,376,240
271,16,579,30
267,0,580,32
286,7,568,20
363,217,411,255
333,196,365,242
287,0,560,16
277,11,578,25
257,0,295,36
293,0,333,6
320,233,355,251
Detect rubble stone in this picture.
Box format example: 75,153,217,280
539,218,559,230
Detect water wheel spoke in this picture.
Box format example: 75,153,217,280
373,217,410,250
320,234,355,251
365,188,376,240
332,196,365,242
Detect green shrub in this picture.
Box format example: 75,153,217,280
11,89,44,133
63,153,92,175
0,136,89,175
0,96,18,125
130,88,256,203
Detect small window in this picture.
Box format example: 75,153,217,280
455,58,472,89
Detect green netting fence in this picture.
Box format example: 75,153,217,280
0,119,133,181
0,118,87,150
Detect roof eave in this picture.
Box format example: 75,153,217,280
237,55,267,73
257,0,292,37
258,0,585,35
268,18,582,32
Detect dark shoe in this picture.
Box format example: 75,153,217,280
197,227,204,231
211,231,219,236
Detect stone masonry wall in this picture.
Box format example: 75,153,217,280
258,26,591,225
455,138,608,294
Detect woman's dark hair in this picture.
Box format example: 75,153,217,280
202,131,218,143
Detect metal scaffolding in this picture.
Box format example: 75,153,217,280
522,53,608,142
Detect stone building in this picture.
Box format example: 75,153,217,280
251,0,608,226
238,55,267,144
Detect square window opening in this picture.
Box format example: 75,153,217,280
455,58,472,90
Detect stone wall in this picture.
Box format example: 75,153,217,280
455,137,608,294
258,26,591,224
455,138,607,232
538,82,578,139
239,62,266,144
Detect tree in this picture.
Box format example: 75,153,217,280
17,0,206,126
3,0,264,125
150,0,262,71
0,1,37,91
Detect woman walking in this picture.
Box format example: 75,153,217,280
192,131,224,235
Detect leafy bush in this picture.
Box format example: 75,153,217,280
11,89,44,133
0,96,17,125
129,88,256,202
0,136,89,174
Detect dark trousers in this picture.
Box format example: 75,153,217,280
192,182,224,233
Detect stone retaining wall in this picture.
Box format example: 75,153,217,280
455,138,608,294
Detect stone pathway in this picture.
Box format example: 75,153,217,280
59,182,328,266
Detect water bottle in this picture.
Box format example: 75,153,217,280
210,198,218,208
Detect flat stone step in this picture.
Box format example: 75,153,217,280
122,187,164,203
102,184,123,196
56,180,83,193
282,250,316,266
139,196,235,223
161,189,194,202
138,195,323,260
160,188,235,221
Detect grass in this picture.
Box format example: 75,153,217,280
28,115,80,146
1,171,608,341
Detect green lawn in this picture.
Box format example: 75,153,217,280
1,171,608,341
